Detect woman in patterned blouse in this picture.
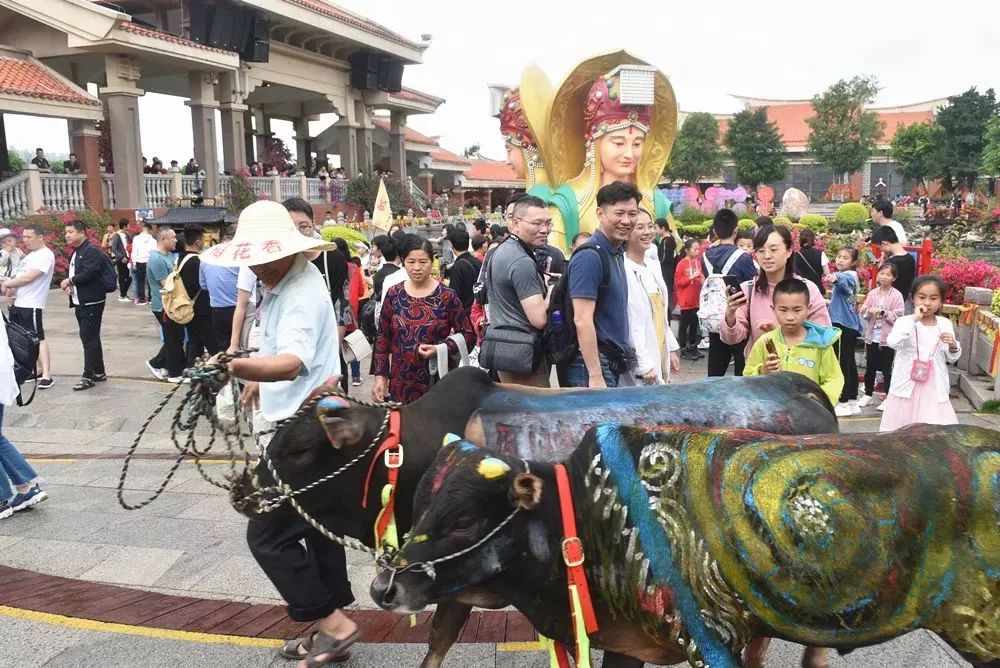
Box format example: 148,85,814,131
373,235,474,404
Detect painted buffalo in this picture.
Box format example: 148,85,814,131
240,368,838,668
372,424,1000,668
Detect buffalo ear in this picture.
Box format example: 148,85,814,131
511,473,542,510
319,416,364,449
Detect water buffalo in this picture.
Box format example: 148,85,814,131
372,424,1000,668
241,367,838,667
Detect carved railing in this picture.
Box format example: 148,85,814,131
102,175,116,209
248,177,272,199
40,174,86,212
0,173,29,221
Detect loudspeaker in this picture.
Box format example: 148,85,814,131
253,16,269,41
246,40,269,63
349,52,380,91
378,60,403,93
240,16,270,62
188,0,211,44
207,4,231,49
229,8,250,51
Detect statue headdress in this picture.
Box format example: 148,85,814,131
582,65,655,144
498,88,538,150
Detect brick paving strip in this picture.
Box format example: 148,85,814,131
0,565,537,644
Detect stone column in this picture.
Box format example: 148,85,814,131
388,110,407,179
483,188,492,212
68,119,104,213
452,187,466,211
336,122,358,177
355,100,373,173
100,54,145,208
218,72,247,175
254,109,271,164
186,72,220,198
417,170,433,202
293,117,312,170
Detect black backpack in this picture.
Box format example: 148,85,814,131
542,241,610,365
99,253,117,293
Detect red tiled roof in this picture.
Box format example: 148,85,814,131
286,0,423,51
372,118,439,146
716,104,936,147
391,87,444,106
0,58,100,106
117,21,235,55
430,147,470,166
466,160,519,182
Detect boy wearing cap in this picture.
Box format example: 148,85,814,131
200,200,357,664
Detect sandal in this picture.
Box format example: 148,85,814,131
303,628,360,666
72,378,95,391
93,374,107,382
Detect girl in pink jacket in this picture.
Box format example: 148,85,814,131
858,262,905,407
721,225,830,361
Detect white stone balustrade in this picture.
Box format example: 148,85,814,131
102,175,116,210
143,174,172,208
0,173,29,221
40,173,87,212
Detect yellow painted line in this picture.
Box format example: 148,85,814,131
0,605,282,649
838,416,880,422
497,640,545,652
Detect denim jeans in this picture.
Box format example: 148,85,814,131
565,352,619,388
0,405,36,501
349,360,361,381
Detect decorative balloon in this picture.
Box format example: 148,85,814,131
780,187,810,221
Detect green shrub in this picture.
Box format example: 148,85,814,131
772,216,793,227
320,226,368,256
679,222,710,238
979,399,1000,414
6,149,21,174
798,213,829,233
834,202,869,232
892,207,912,225
737,219,756,230
676,205,709,225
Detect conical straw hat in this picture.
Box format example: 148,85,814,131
200,200,336,267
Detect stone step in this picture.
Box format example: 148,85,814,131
958,372,996,409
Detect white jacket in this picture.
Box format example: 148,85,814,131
0,315,19,406
621,256,680,385
885,314,961,401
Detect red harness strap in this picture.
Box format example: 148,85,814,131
361,411,403,542
553,463,599,664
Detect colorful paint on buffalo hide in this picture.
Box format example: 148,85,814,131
573,423,1000,666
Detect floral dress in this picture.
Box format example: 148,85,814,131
374,282,475,404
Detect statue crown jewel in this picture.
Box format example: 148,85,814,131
583,65,655,142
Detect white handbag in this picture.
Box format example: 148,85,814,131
341,329,372,363
428,333,470,381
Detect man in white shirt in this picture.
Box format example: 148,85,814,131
871,200,908,246
130,222,156,305
3,224,55,388
201,201,358,664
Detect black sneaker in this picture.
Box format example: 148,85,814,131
37,378,54,390
93,374,107,382
0,499,12,520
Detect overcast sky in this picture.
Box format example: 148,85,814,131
7,0,1000,165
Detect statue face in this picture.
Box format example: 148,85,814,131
598,126,645,182
505,143,526,180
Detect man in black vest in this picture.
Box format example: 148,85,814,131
59,220,107,391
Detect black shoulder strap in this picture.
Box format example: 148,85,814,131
574,243,611,289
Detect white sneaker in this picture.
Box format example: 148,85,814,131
697,338,710,350
857,394,873,407
118,297,131,302
877,401,887,412
834,403,853,417
145,360,167,381
167,376,190,384
850,401,861,415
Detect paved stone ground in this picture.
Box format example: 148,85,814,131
0,292,986,666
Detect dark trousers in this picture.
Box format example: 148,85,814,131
149,310,185,377
707,332,746,377
74,302,105,379
835,325,860,403
678,309,700,349
134,263,147,302
246,513,355,622
864,342,894,396
184,312,219,367
211,306,236,352
115,260,131,298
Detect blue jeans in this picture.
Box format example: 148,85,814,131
350,360,361,381
565,352,619,388
0,405,35,501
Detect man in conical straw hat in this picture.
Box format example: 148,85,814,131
200,200,361,664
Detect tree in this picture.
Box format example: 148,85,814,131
723,107,788,188
262,137,292,170
890,121,937,184
980,115,1000,178
932,87,998,187
806,76,884,178
462,143,482,159
666,112,723,185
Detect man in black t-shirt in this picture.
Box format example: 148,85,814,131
873,226,916,307
30,148,50,171
447,229,482,310
180,225,218,366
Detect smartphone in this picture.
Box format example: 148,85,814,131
765,339,779,357
723,275,743,291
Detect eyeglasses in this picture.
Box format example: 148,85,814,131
514,217,553,229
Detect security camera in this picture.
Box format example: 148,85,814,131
420,33,432,42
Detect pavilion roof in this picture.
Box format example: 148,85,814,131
372,117,440,147
429,147,470,166
465,159,519,182
285,0,424,51
116,21,235,56
0,52,101,116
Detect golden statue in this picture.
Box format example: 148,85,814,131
494,66,554,190
523,51,679,251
